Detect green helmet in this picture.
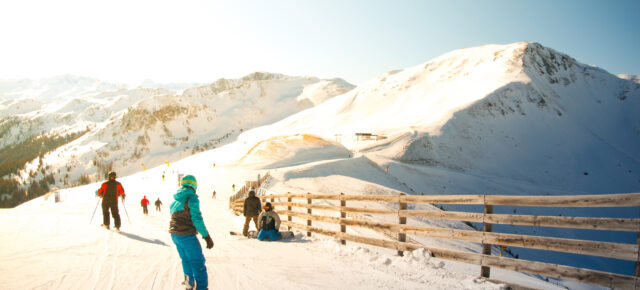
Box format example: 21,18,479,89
108,171,117,179
181,175,197,191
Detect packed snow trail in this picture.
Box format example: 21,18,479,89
0,162,513,290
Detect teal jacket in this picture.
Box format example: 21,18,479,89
169,186,209,237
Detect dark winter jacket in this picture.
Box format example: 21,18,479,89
155,199,162,206
258,209,280,231
169,186,209,237
243,192,262,217
97,179,125,204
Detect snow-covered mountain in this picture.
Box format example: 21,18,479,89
237,42,640,195
228,42,640,275
0,75,125,104
0,73,354,187
1,42,636,289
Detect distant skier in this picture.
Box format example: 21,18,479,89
141,196,149,215
155,198,162,212
257,202,281,241
96,171,126,231
170,175,214,290
242,188,262,236
212,190,216,199
232,184,235,192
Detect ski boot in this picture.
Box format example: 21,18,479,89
182,275,194,290
101,224,110,230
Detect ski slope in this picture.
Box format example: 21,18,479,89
3,42,630,289
0,141,574,290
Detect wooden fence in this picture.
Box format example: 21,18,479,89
231,192,640,289
229,171,270,206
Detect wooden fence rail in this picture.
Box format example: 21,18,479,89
235,199,640,232
228,171,270,205
230,192,640,289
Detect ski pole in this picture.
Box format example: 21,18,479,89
90,197,101,224
122,198,131,224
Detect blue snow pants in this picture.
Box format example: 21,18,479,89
171,234,208,290
257,229,281,241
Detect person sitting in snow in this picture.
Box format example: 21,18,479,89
96,171,126,231
169,174,214,290
257,202,281,241
141,195,150,215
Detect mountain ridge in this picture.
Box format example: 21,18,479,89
0,73,354,200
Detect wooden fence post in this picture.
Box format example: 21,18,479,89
398,196,407,256
307,193,312,237
481,199,493,278
635,212,640,277
287,194,292,231
340,193,346,245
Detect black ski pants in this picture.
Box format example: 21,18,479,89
102,201,121,228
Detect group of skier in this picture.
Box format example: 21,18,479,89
96,171,213,290
139,196,163,215
95,169,282,290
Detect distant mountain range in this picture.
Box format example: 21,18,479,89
2,41,639,202
0,73,354,188
1,41,638,276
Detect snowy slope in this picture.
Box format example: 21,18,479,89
1,41,636,289
235,42,639,198
232,42,640,275
0,139,569,290
1,73,354,190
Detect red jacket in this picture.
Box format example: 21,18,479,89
97,179,125,203
141,198,149,206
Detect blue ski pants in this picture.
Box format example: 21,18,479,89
171,234,208,290
257,229,281,241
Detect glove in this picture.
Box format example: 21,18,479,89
121,196,125,201
203,235,214,249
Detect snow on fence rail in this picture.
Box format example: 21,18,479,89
230,192,640,289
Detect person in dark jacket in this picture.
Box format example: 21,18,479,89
155,198,162,212
141,195,150,215
96,171,126,231
169,174,213,290
242,188,262,236
257,202,281,241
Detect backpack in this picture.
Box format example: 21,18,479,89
260,213,275,230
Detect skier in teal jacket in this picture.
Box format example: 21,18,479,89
169,175,214,290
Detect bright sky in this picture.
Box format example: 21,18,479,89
0,0,638,85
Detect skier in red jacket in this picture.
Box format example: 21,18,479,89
141,196,150,215
97,171,126,231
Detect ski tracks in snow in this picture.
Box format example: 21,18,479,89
83,230,117,290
